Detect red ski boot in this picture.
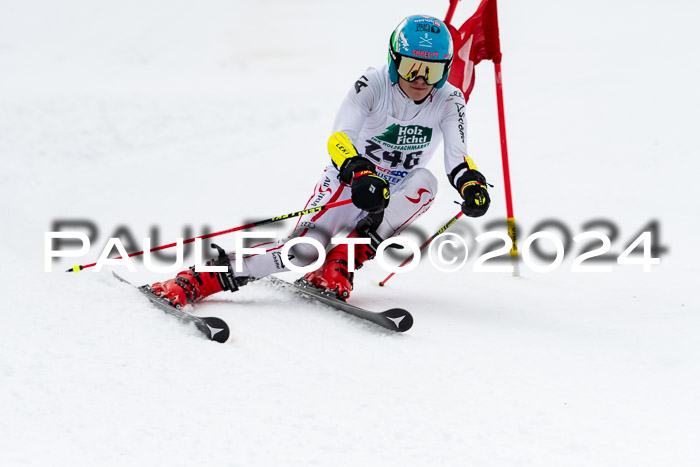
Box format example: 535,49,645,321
304,234,376,300
147,244,248,309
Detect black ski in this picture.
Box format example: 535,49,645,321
113,272,230,343
267,276,413,332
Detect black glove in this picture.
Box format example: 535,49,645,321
339,157,390,213
456,169,490,217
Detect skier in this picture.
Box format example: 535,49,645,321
147,14,491,308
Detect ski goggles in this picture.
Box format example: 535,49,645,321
393,54,451,85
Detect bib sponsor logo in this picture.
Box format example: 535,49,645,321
375,166,409,185
375,124,433,149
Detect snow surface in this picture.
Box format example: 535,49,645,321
2,0,699,466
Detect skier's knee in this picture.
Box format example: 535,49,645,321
403,168,438,195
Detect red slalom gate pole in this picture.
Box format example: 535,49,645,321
494,61,519,276
443,0,518,275
379,211,464,287
444,0,461,24
67,199,354,272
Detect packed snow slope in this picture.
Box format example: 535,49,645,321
1,1,699,466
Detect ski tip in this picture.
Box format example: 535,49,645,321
383,309,413,332
111,271,131,285
203,317,230,343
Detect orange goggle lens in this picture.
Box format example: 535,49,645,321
395,55,449,85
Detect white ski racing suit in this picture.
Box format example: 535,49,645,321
230,64,477,278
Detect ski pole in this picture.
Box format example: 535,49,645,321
378,210,464,286
67,198,353,272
